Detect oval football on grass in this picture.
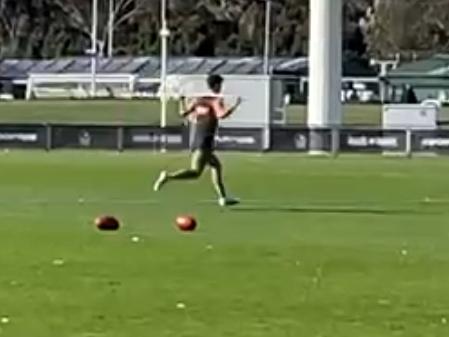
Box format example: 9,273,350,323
176,215,197,232
95,215,120,231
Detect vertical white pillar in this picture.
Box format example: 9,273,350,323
108,0,114,58
160,0,170,152
263,0,272,75
263,0,272,151
91,0,98,97
160,0,169,129
307,0,342,153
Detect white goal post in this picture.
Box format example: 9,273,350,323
26,73,139,100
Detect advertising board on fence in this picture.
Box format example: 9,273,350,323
51,125,118,149
5,123,449,156
340,129,406,153
0,124,46,149
213,128,264,151
123,126,188,150
270,128,309,152
412,130,449,154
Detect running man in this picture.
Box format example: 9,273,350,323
153,74,241,207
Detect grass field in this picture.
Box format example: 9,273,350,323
1,151,449,336
1,100,449,126
0,100,385,125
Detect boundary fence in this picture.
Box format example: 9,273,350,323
1,123,449,156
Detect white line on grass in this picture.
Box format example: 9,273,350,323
0,197,445,208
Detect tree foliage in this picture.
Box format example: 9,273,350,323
365,0,449,58
1,0,448,60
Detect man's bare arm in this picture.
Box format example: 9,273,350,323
180,96,196,118
214,97,242,119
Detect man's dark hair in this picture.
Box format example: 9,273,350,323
207,74,224,89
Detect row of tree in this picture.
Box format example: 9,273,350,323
1,0,449,60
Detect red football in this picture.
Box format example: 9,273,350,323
95,215,120,231
176,215,197,232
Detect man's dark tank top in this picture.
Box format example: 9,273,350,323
190,98,219,151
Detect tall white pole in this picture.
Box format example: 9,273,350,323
307,0,342,153
263,0,272,75
91,0,98,97
108,0,114,58
160,0,169,129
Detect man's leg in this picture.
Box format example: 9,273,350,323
169,150,206,179
153,150,206,191
208,153,226,199
208,153,239,206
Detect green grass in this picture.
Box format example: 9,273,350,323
1,151,449,336
0,100,179,125
2,100,449,126
0,100,386,125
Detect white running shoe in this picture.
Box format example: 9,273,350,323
153,171,168,192
218,196,240,207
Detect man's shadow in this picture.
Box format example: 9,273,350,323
231,205,433,216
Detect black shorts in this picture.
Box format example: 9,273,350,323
191,135,215,152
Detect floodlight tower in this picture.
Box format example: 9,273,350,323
263,0,272,75
159,0,170,152
108,0,114,57
160,0,170,130
90,0,99,97
307,0,342,154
